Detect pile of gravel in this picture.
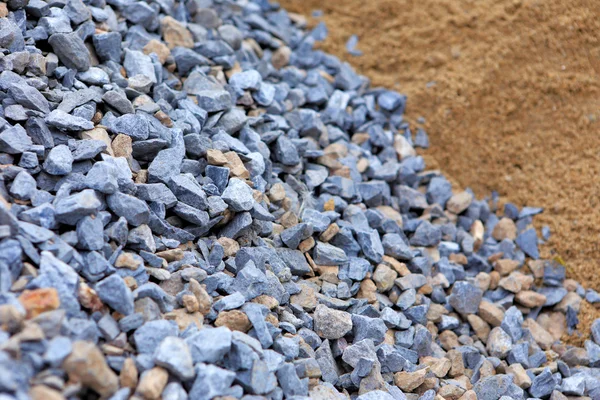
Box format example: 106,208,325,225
0,0,599,399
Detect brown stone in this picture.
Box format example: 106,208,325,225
471,220,484,251
120,357,138,390
63,341,119,398
298,236,316,253
155,248,184,262
438,383,466,399
163,309,203,330
0,305,24,333
498,275,522,293
81,127,114,156
493,259,520,276
449,253,468,265
161,16,193,49
218,237,240,257
422,356,452,378
478,301,504,327
0,3,8,17
394,134,416,160
224,151,250,179
272,45,292,69
280,210,298,228
290,284,318,311
506,363,531,389
357,279,377,304
182,294,200,313
143,39,171,64
537,311,566,341
523,318,555,350
376,205,404,228
29,386,65,400
252,295,279,310
19,288,60,319
459,390,477,400
488,270,501,290
515,290,547,308
447,350,465,377
439,330,459,350
188,278,212,314
382,256,411,276
268,183,286,202
319,223,339,242
115,252,142,270
467,314,490,342
215,310,252,332
427,303,447,323
372,263,397,292
112,134,132,158
446,191,473,214
136,367,168,400
492,217,517,241
207,149,228,165
555,291,582,313
393,368,428,392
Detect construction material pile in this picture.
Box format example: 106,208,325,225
0,0,598,399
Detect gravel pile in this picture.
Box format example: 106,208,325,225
0,0,598,399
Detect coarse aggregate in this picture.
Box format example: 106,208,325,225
0,0,598,399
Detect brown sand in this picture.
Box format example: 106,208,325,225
280,0,600,287
279,0,600,340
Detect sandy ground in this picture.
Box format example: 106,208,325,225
279,0,600,343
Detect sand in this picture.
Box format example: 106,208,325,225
280,0,600,288
279,0,600,342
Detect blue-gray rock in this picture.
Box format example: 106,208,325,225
153,336,195,381
351,314,387,345
516,228,540,259
410,221,442,247
186,326,232,364
133,320,178,354
107,192,149,227
0,124,32,154
8,82,49,114
529,368,557,398
48,32,91,71
45,109,94,131
189,363,236,400
382,233,413,261
168,174,208,210
313,241,348,266
10,171,37,201
448,281,483,314
95,274,135,316
92,32,122,63
221,178,254,212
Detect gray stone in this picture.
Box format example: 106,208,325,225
168,174,208,210
153,336,195,381
448,281,483,314
55,189,102,225
189,363,236,400
0,124,32,154
43,144,73,175
107,192,150,227
133,319,178,354
48,32,91,71
8,82,49,114
222,178,254,212
352,314,387,345
529,368,557,398
313,241,348,266
10,171,37,201
95,274,135,316
45,109,94,131
186,327,232,364
313,304,352,340
92,32,122,62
